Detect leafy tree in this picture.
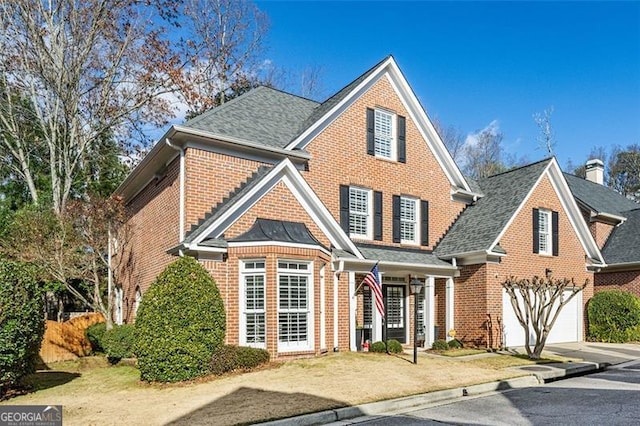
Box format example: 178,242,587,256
134,257,226,382
0,260,45,394
609,144,640,200
503,275,587,359
588,290,640,343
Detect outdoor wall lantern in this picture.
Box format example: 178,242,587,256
410,276,424,364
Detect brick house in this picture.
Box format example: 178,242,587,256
564,161,640,299
115,56,622,357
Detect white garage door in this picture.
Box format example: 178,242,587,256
502,289,582,348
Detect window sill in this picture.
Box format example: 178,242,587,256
374,155,399,164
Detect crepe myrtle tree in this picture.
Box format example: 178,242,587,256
502,275,588,359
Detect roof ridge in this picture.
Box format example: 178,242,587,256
481,157,553,180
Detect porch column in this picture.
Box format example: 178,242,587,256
333,272,339,350
349,272,357,352
424,276,435,347
446,277,455,341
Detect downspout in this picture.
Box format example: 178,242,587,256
166,138,185,256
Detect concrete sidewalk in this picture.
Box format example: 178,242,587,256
260,342,640,426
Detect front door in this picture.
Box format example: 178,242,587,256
385,285,406,343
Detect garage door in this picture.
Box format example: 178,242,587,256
502,289,582,348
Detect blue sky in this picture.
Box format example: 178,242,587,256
256,1,640,171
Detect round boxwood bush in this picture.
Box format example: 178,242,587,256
369,341,387,353
134,257,226,382
588,290,640,343
86,322,107,353
432,339,449,351
448,339,463,349
386,339,404,354
0,261,45,394
210,345,270,375
102,324,135,364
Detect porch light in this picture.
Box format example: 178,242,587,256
410,277,424,364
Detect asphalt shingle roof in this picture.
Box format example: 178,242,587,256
601,208,640,264
183,86,319,149
434,159,552,257
563,173,638,216
355,244,453,267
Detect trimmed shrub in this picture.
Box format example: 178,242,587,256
0,261,45,394
85,322,107,353
387,339,404,354
588,290,640,343
210,345,270,375
369,341,387,353
432,339,449,350
102,324,135,364
134,257,226,382
448,339,463,349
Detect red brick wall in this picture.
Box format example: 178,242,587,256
184,148,265,231
302,75,466,250
595,270,640,298
120,157,181,322
582,208,615,249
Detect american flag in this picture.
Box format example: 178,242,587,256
363,264,384,318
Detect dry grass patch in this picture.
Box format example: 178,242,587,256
436,348,487,357
4,352,528,425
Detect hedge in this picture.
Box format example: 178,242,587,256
588,290,640,343
209,345,270,375
102,324,135,364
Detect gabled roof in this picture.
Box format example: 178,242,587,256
435,159,552,257
183,86,319,150
182,158,361,257
435,158,604,265
601,208,640,265
563,173,638,217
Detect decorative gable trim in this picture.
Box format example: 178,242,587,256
488,158,604,265
285,56,471,192
187,158,362,258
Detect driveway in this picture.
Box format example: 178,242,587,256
339,359,640,425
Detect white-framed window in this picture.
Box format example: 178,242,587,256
374,109,396,160
400,196,419,244
538,209,551,255
278,260,313,352
134,287,142,315
349,187,372,239
115,286,123,325
240,259,266,348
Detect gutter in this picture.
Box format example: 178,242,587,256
590,211,627,225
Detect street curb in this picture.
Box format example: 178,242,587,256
259,376,539,426
515,361,604,382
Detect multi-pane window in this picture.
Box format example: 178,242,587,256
538,210,551,255
374,109,395,159
349,187,371,238
278,260,312,351
400,197,418,244
241,260,266,348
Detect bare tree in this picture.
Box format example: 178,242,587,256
608,144,640,200
503,275,587,359
0,0,181,215
533,106,555,155
463,122,507,179
433,120,466,164
177,0,269,117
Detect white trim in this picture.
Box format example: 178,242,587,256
333,271,339,350
227,241,331,256
277,259,315,353
239,259,267,349
348,186,373,240
284,57,470,192
424,276,435,347
190,158,362,258
373,108,397,161
445,278,455,342
320,264,326,351
349,272,357,352
399,196,419,245
538,209,552,256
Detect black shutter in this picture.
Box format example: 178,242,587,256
421,200,429,246
532,208,540,254
392,195,401,243
340,185,350,234
397,115,406,163
366,108,375,155
552,211,559,257
374,191,383,241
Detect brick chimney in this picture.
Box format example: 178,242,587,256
585,159,604,185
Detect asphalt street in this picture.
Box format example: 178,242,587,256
335,361,640,426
